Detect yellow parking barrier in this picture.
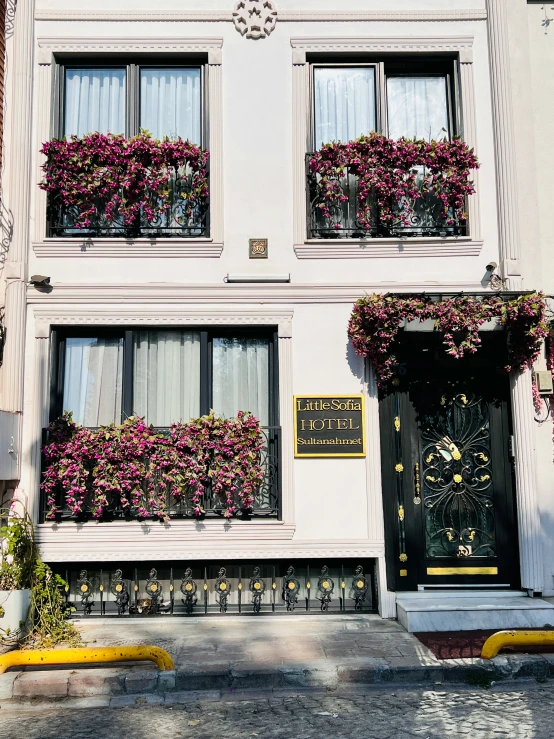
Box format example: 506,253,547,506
0,645,174,674
481,630,554,659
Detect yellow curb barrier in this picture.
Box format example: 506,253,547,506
481,630,554,659
0,645,175,674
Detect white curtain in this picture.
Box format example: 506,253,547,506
212,337,270,426
314,67,376,148
140,68,201,143
133,331,201,426
63,338,123,426
64,68,126,137
387,76,449,141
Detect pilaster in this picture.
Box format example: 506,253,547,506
292,51,308,245
278,322,294,523
208,56,224,244
459,56,482,241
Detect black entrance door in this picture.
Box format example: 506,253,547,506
379,339,519,592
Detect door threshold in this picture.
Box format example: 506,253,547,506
417,584,511,590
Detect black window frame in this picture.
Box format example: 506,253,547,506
53,54,209,148
49,326,280,429
309,54,460,149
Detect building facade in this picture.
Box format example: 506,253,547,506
0,0,552,624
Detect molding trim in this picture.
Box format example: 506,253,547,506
35,523,385,562
290,36,475,54
294,239,483,259
33,240,224,258
35,9,487,23
27,283,487,307
36,36,224,65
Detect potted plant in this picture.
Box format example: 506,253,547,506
0,507,36,638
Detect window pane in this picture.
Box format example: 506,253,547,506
212,336,270,426
63,337,123,426
140,68,201,142
64,68,126,137
133,330,201,426
314,67,376,148
387,76,449,140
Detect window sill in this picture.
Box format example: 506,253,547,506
33,238,223,258
36,520,296,561
294,237,483,259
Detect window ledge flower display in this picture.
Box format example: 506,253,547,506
348,292,548,387
41,412,264,523
308,133,478,235
40,132,209,237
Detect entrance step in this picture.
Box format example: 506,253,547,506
396,592,554,633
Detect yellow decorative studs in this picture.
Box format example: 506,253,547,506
394,416,401,432
399,553,408,562
398,505,405,521
395,463,404,473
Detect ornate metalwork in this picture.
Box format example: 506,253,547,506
283,567,300,611
248,567,266,613
352,566,368,611
420,389,496,559
215,568,231,613
317,566,334,611
77,570,94,616
413,462,421,505
180,568,198,614
145,568,163,614
307,158,467,240
110,569,129,615
47,168,209,239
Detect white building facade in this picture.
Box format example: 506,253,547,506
0,0,552,625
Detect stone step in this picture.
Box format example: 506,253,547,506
396,595,554,633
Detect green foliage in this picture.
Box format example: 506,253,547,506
0,508,36,591
24,559,81,649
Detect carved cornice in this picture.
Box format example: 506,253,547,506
294,240,483,259
232,0,278,40
290,36,475,55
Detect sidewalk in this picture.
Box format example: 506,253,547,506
1,614,553,706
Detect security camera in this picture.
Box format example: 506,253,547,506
485,262,498,273
30,275,51,286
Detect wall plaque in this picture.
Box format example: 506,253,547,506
294,394,365,458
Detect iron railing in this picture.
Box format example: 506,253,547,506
306,155,468,239
40,426,281,522
47,165,209,238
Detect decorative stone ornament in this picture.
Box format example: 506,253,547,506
232,0,278,39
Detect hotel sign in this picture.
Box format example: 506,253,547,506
294,395,365,458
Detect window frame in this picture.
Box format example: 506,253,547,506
54,55,208,147
49,326,280,429
309,55,460,150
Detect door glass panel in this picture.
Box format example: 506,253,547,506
418,389,496,559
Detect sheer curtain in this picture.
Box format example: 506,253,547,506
63,337,123,426
140,68,201,142
64,68,126,137
314,67,376,148
212,337,270,426
387,76,449,141
133,331,200,426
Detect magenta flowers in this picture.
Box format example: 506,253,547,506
42,412,264,522
348,293,548,386
40,132,209,230
308,133,479,232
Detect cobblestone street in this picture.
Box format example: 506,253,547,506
0,683,552,739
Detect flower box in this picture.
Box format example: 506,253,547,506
0,589,30,635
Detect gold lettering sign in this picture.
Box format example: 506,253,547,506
294,394,365,458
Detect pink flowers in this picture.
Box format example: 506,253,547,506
42,412,264,522
308,133,479,232
348,293,548,387
40,132,209,230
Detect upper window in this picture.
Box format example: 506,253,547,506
53,328,278,429
61,62,203,144
312,58,455,147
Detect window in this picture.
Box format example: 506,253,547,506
60,62,203,143
312,58,456,146
52,328,278,429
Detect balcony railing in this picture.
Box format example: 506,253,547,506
306,156,468,239
40,426,281,523
47,167,209,239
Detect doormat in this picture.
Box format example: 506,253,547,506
415,630,554,660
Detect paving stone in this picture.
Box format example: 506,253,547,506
109,693,165,707
163,690,222,704
12,671,69,699
124,669,159,694
0,673,17,700
68,668,126,697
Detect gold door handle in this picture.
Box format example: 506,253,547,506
414,462,421,505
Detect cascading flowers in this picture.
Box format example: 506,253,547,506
348,292,548,387
308,133,479,231
40,132,209,230
42,412,264,522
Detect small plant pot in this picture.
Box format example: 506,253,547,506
0,589,31,636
